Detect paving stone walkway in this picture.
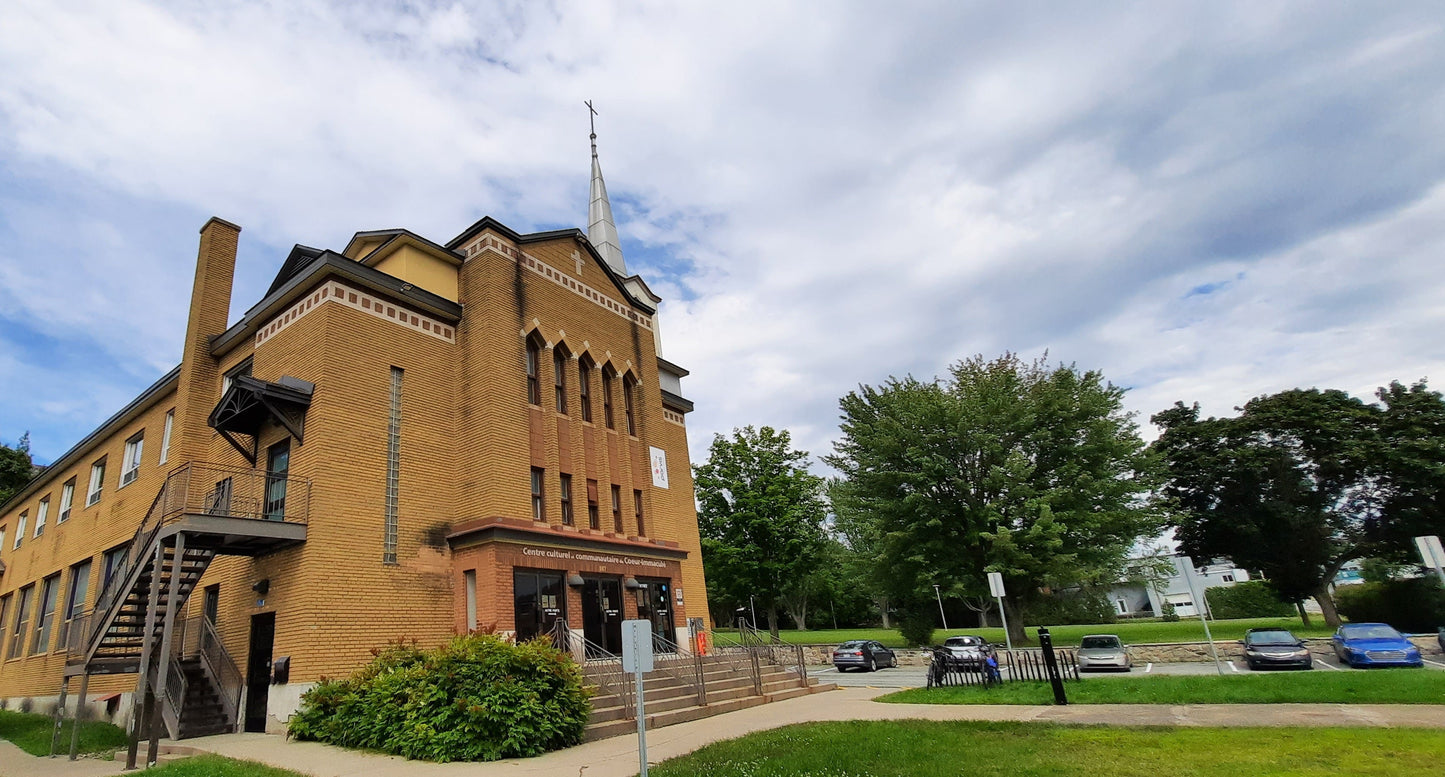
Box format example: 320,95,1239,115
6,687,1445,777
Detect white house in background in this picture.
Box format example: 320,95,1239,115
1107,556,1250,618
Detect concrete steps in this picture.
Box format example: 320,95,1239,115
582,656,836,742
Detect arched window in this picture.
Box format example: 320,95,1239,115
602,365,616,429
623,374,638,436
525,334,542,406
578,357,594,422
553,345,569,414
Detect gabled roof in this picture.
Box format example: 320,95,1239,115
446,216,655,315
343,229,462,265
265,245,325,297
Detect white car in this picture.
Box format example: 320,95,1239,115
1076,634,1131,671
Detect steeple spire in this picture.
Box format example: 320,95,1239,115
586,101,627,275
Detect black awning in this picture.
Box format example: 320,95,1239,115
207,375,313,464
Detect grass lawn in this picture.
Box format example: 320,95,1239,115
0,709,128,757
648,720,1445,777
879,668,1445,705
733,616,1336,648
141,754,307,776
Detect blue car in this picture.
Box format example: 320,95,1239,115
1331,623,1423,668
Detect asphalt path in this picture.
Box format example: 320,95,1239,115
814,654,1445,687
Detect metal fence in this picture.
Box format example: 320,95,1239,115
926,646,1079,688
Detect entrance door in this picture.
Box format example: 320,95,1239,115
636,578,675,651
513,569,567,645
244,613,276,733
581,576,623,656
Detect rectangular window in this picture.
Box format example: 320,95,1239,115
384,367,403,564
87,459,106,506
32,575,60,654
579,362,593,422
120,432,144,487
554,350,568,414
9,585,32,659
265,440,290,520
0,595,8,659
58,480,75,523
526,339,541,406
159,410,174,466
101,545,127,595
0,525,5,554
59,560,91,649
602,373,615,429
586,479,600,530
1222,574,1234,583
634,489,645,536
559,473,573,526
33,498,48,538
222,357,252,396
611,485,622,533
623,377,637,436
13,513,25,549
464,570,477,632
203,585,219,626
530,468,545,522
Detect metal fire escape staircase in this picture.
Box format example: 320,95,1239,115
53,463,307,763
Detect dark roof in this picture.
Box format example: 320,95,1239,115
265,245,325,297
446,216,655,315
661,389,694,414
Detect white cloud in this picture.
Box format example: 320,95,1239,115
1,1,1443,474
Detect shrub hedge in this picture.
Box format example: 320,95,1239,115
1335,577,1445,634
1204,581,1293,620
287,633,590,762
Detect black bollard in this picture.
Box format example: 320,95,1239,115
1037,628,1068,705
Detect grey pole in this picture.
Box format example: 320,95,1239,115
933,584,949,631
634,627,648,777
1178,556,1224,675
69,673,89,760
996,596,1013,652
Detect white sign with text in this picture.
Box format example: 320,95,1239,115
650,446,669,489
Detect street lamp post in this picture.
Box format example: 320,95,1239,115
933,584,949,631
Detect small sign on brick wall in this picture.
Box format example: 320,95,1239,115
650,446,669,489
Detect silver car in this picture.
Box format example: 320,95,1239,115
1077,634,1131,671
941,635,990,670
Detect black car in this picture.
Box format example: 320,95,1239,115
832,640,897,672
1241,628,1313,670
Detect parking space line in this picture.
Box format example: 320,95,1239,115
1226,660,1240,673
1315,658,1343,671
1144,662,1153,673
1423,658,1445,669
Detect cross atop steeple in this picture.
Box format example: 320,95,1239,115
586,100,627,275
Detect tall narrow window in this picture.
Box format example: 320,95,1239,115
586,479,600,530
634,489,645,537
58,480,74,523
33,497,48,537
265,440,290,520
525,337,542,406
579,360,593,422
120,432,144,487
0,526,5,554
13,512,25,549
611,485,623,532
464,570,478,632
602,367,616,429
203,585,219,626
30,576,57,655
8,586,31,659
554,348,568,414
59,560,91,649
101,545,127,594
530,468,545,522
0,595,9,659
159,409,174,465
623,375,638,436
87,459,106,506
383,367,403,564
559,474,573,526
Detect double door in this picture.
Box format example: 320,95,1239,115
635,577,675,651
581,576,623,656
513,569,567,645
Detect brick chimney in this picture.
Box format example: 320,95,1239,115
171,217,241,468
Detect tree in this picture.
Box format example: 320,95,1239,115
695,426,827,637
1150,385,1442,628
827,353,1166,645
0,433,34,506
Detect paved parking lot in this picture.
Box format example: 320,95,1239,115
813,654,1445,687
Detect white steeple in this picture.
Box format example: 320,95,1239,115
586,102,627,275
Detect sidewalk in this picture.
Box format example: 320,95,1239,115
8,688,1445,777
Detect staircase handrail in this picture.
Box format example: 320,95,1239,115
74,484,171,666
734,622,808,688
548,620,632,719
160,655,187,740
195,616,244,730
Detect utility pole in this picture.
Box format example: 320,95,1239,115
1176,556,1224,675
933,584,949,630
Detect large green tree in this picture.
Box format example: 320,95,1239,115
695,426,827,636
1152,382,1445,628
827,353,1165,645
0,433,34,506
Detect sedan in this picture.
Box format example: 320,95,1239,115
832,640,897,672
1241,628,1313,670
940,635,990,670
1332,623,1423,668
1077,634,1131,671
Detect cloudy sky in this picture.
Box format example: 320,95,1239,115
2,1,1444,472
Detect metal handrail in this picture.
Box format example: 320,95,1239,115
193,616,243,729
549,621,632,718
735,622,809,687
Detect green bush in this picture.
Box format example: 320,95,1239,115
1024,590,1117,626
1204,581,1293,619
898,609,936,647
1335,578,1445,634
1159,601,1180,622
287,633,590,762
